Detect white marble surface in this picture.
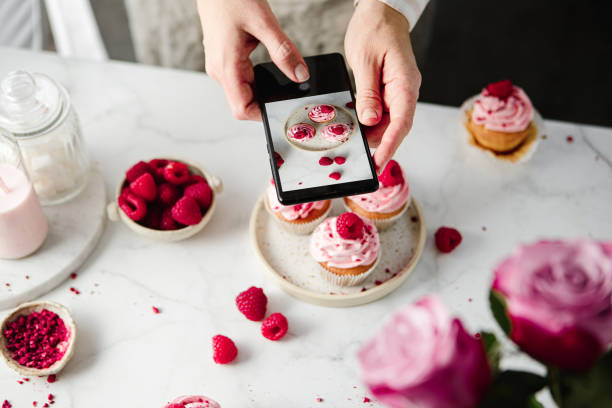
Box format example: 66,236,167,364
0,47,611,408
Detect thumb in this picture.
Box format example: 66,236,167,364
254,20,309,83
353,61,383,126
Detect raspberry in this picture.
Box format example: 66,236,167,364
261,313,288,341
378,160,404,187
334,156,346,165
235,286,267,321
171,196,202,225
149,159,168,181
46,375,56,383
157,183,180,207
160,208,178,230
129,172,157,201
118,191,147,221
184,182,213,210
163,161,191,185
212,335,237,364
486,79,513,100
319,157,333,166
189,174,208,185
435,227,462,253
274,152,284,168
140,204,162,229
126,161,152,182
329,172,341,180
336,212,364,240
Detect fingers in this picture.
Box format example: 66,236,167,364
353,59,383,127
221,59,262,121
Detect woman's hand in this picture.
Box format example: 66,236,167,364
197,0,309,120
345,0,421,170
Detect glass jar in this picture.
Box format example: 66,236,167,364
0,70,90,205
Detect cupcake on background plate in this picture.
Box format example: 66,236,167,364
344,159,410,230
163,395,220,408
265,180,331,234
465,79,535,153
310,212,380,286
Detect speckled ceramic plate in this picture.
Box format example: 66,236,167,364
284,104,355,152
459,95,545,163
249,195,426,307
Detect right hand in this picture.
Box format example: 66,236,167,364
197,0,309,121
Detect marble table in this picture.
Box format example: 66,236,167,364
0,47,611,408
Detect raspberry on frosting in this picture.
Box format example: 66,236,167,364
486,79,513,100
336,212,364,240
378,160,404,187
287,123,315,141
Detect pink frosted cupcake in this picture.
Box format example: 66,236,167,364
308,104,336,123
321,123,352,142
344,159,410,230
163,395,220,408
310,212,380,286
265,180,331,235
287,123,315,142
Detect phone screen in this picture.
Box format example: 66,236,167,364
255,53,378,205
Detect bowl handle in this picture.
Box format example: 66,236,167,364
107,201,120,221
209,176,223,194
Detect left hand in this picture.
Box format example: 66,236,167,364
345,0,421,171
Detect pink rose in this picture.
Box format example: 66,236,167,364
493,240,612,372
358,296,491,408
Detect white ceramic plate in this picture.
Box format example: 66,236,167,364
284,104,355,152
250,195,426,307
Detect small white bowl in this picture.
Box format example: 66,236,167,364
0,301,77,376
107,158,223,242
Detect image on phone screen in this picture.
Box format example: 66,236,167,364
256,54,378,205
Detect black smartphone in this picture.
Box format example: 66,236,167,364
254,53,379,205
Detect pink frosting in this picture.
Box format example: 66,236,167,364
267,183,326,221
164,395,220,408
348,167,410,213
321,123,352,142
309,215,379,268
287,123,315,141
471,86,533,132
308,104,336,122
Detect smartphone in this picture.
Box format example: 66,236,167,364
254,53,379,205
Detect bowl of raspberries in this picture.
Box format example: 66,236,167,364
107,158,222,241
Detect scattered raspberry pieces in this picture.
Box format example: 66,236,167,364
329,172,341,180
70,273,77,280
160,208,179,230
236,287,268,321
184,182,212,210
163,161,191,185
378,160,404,187
69,287,80,295
475,333,481,339
125,161,152,182
316,397,324,403
47,375,56,383
336,212,364,240
374,280,382,286
33,402,37,407
334,156,346,165
129,172,157,201
47,395,54,401
346,101,355,109
212,335,238,364
486,79,513,100
118,191,147,221
319,157,333,166
152,306,160,314
434,227,462,253
567,135,574,143
2,401,11,408
363,397,371,403
171,196,202,225
274,152,284,168
261,313,288,341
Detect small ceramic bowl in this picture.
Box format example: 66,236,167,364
0,301,77,376
107,158,223,242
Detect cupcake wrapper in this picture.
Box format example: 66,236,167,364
265,199,331,235
318,255,380,287
343,198,410,231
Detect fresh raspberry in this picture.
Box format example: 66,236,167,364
184,182,213,210
486,79,513,100
163,161,191,185
118,191,147,221
319,157,333,166
435,227,462,253
157,183,180,207
125,161,152,182
378,160,404,187
334,156,346,165
171,196,202,225
189,174,208,185
160,208,178,230
261,313,288,341
129,172,157,201
274,152,284,168
235,286,267,321
212,335,237,364
329,172,341,180
149,158,168,181
140,204,162,229
336,212,364,240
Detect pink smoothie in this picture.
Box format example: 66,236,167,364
0,164,48,259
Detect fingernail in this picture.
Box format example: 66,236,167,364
294,64,309,82
362,108,378,121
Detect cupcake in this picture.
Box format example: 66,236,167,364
163,395,220,408
265,180,331,234
287,123,315,142
321,123,352,142
308,104,336,123
310,212,380,286
465,79,535,153
343,160,410,230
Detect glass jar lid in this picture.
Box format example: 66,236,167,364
0,71,64,135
